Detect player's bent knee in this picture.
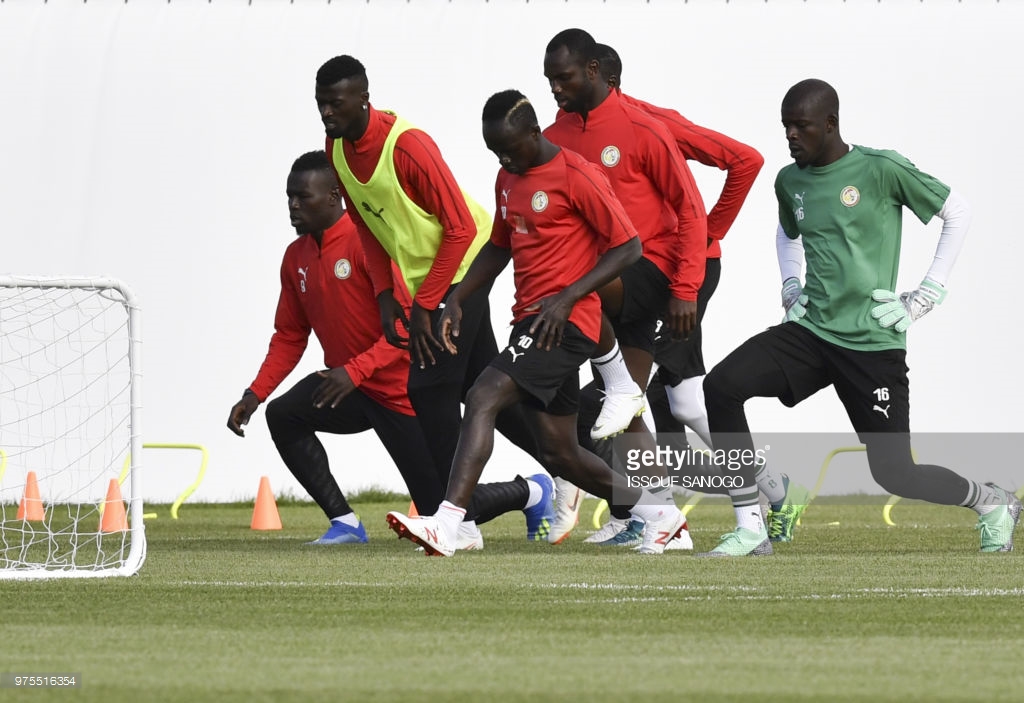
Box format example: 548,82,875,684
264,397,288,434
702,368,740,410
463,373,518,419
670,405,705,427
536,444,577,473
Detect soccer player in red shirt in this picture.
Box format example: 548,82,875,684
227,152,542,548
542,28,707,545
314,56,556,540
386,91,687,556
552,43,767,544
597,43,764,450
226,151,445,545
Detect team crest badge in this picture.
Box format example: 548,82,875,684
840,186,860,207
601,145,621,167
334,259,352,279
531,191,549,212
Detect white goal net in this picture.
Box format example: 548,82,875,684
0,276,145,578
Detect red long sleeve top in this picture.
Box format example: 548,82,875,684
490,148,639,343
544,90,707,301
326,107,479,311
621,93,764,259
248,213,414,415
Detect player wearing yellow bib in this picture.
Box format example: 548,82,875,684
314,55,556,542
700,78,1021,556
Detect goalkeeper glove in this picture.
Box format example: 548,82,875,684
870,279,947,333
781,277,809,322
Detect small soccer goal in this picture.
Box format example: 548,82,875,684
0,275,146,578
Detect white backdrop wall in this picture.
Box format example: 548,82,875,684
1,0,1020,503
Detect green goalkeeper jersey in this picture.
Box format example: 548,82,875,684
775,145,950,351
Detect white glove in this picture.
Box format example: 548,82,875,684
870,279,947,333
781,277,808,322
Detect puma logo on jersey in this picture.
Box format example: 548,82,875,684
298,267,309,293
361,202,387,225
501,188,511,220
873,404,890,419
793,192,805,222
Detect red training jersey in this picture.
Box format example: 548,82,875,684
326,106,479,311
490,148,639,343
248,212,414,415
620,93,764,259
544,90,707,301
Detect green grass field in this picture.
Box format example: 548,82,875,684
1,496,1022,703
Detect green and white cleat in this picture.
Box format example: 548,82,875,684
976,484,1023,553
698,524,773,557
766,477,810,543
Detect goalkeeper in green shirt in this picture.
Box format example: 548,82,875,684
699,78,1021,557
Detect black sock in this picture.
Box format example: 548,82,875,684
468,476,530,524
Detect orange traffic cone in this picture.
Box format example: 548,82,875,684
408,501,419,517
99,479,129,533
17,471,45,521
251,475,282,530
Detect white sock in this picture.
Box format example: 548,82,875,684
523,477,544,509
728,481,763,532
329,512,360,527
963,481,1004,516
592,342,641,395
648,483,676,504
436,501,466,543
755,463,787,508
630,490,679,523
665,375,712,447
734,504,764,532
640,395,656,433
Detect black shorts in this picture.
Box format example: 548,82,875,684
654,257,721,385
612,256,670,353
489,318,597,416
747,322,911,436
407,282,496,398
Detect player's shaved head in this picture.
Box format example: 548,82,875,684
783,79,839,118
781,79,846,168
